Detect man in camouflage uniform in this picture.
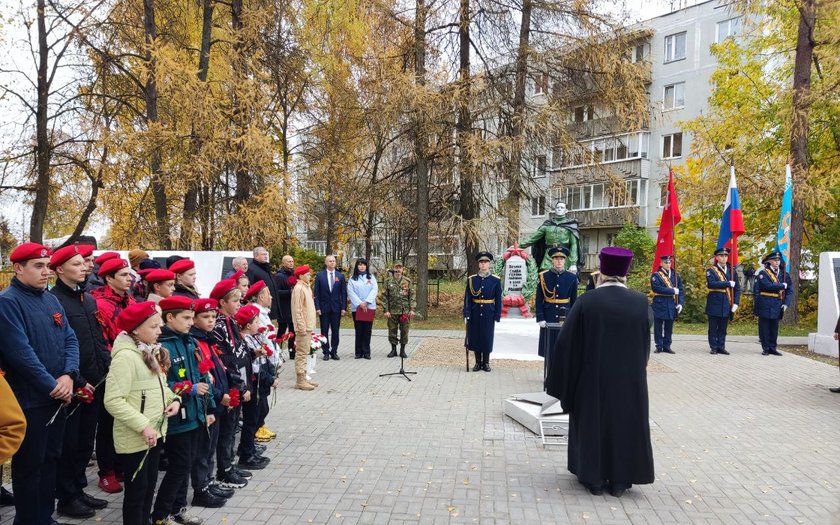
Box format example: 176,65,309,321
381,263,416,358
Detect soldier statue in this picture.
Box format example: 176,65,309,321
520,201,582,272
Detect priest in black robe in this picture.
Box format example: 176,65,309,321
545,246,654,498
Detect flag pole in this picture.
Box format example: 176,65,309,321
669,169,679,306
729,164,736,318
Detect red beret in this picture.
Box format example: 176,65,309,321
9,242,51,263
94,251,120,266
158,296,195,312
49,245,85,269
77,245,95,258
234,304,260,327
144,269,176,283
194,298,218,313
116,301,160,333
98,258,129,277
244,280,266,302
230,270,246,282
168,259,195,274
293,265,310,277
138,268,156,278
210,279,238,301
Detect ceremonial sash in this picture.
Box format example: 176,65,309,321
657,269,679,304
761,269,783,299
709,265,733,305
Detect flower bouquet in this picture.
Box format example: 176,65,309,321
307,333,327,379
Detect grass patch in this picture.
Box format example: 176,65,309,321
778,345,838,366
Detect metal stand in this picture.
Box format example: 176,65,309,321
380,353,417,381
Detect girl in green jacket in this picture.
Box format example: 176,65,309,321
104,302,181,525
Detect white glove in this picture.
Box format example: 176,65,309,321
569,265,578,273
538,320,547,328
783,283,788,289
781,305,787,312
731,304,739,313
673,288,680,295
464,318,469,325
675,305,683,314
729,281,736,288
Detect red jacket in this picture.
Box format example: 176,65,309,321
90,285,136,348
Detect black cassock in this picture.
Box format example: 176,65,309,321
545,284,655,487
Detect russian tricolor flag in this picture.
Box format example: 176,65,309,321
716,166,745,266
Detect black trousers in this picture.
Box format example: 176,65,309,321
758,316,780,351
237,397,259,459
56,396,100,503
11,403,65,525
216,406,239,477
153,428,198,520
96,382,119,477
653,318,674,350
319,311,341,355
257,389,270,428
118,444,161,525
708,315,730,351
352,312,373,357
191,420,219,493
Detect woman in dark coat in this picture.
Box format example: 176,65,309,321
546,246,654,498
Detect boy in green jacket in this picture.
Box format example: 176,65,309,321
151,296,214,525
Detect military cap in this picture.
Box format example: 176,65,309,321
98,258,130,278
10,242,51,263
548,246,570,258
475,251,493,262
714,248,730,256
660,254,673,262
762,251,782,265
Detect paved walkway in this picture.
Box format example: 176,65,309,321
2,329,839,524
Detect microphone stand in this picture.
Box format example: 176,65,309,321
380,352,417,382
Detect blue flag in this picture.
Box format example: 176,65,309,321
775,165,793,265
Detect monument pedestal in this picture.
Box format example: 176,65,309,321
808,252,840,357
503,392,568,445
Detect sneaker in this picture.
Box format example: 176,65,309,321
173,507,205,524
262,426,277,439
232,466,252,480
238,455,270,470
98,472,123,494
217,470,248,489
191,489,226,508
207,484,234,499
153,518,175,525
255,427,272,442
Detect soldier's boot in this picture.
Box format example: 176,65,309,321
399,344,407,359
294,351,314,390
295,372,314,390
483,353,491,372
387,344,398,358
472,353,483,372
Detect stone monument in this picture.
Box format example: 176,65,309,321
808,251,840,357
520,201,582,272
493,244,537,318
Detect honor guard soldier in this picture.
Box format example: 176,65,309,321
753,251,792,356
382,263,416,359
706,248,741,355
463,252,502,372
535,246,578,358
650,255,684,354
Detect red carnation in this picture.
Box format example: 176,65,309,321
228,388,241,408
258,326,268,333
198,359,213,375
172,380,193,396
288,276,297,286
74,387,94,404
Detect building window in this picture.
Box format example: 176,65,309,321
716,17,741,42
573,105,595,123
663,82,685,110
530,196,546,217
664,32,687,62
561,180,645,211
632,43,646,63
534,155,547,178
662,132,683,158
558,132,649,169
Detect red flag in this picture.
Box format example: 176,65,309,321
652,170,682,272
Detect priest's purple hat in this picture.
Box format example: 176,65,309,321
599,246,634,277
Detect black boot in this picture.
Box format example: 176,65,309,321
399,344,407,358
387,345,397,358
472,353,483,372
483,354,491,372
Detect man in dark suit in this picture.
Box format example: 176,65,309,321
314,255,347,360
245,246,282,321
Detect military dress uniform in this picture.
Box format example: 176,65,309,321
753,251,792,356
650,256,684,354
535,247,578,357
381,271,416,358
706,248,741,355
463,252,502,372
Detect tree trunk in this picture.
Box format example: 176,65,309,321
786,0,815,326
231,0,250,204
364,146,382,262
414,0,430,317
144,0,170,248
458,0,479,275
29,0,51,243
180,0,215,250
506,0,531,246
